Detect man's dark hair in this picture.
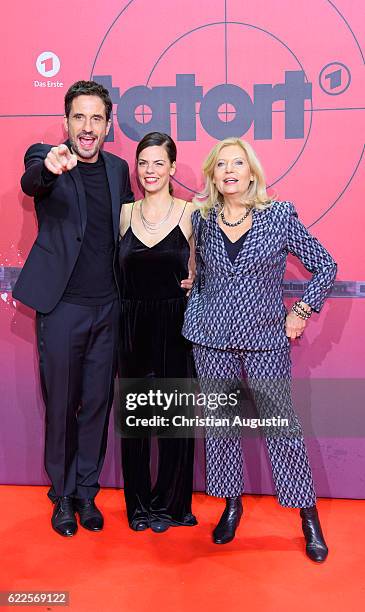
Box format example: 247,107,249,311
64,80,113,121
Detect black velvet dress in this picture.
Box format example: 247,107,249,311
119,214,197,529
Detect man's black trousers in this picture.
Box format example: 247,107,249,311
36,300,119,501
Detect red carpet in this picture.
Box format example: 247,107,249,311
0,487,363,611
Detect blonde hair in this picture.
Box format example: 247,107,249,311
194,138,273,218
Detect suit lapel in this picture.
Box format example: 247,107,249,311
210,207,271,272
63,140,87,235
66,142,120,241
233,208,257,270
234,207,272,270
208,209,233,272
69,166,87,236
101,150,120,242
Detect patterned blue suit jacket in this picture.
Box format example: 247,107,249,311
182,201,337,350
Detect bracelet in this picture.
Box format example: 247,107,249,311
291,301,312,320
294,301,312,316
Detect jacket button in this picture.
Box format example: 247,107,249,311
76,237,82,242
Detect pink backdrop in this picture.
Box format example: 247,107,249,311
0,0,364,496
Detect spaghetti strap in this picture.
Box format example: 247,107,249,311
129,201,136,227
178,200,188,225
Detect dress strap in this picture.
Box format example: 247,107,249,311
178,200,188,225
129,201,136,227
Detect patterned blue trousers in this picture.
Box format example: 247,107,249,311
193,345,316,508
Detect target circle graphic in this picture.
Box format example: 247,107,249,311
90,0,364,227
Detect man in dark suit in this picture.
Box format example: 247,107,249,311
13,80,134,537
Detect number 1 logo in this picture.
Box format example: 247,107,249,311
36,52,61,78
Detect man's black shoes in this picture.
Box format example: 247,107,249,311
51,496,77,537
74,498,104,531
51,497,103,535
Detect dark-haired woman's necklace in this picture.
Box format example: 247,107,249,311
140,198,174,233
220,207,251,227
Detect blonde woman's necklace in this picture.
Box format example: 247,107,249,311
220,207,251,227
140,198,174,233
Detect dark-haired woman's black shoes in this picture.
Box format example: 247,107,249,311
130,518,150,531
150,519,170,533
300,506,329,562
213,496,243,544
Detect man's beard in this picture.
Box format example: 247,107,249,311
70,133,100,160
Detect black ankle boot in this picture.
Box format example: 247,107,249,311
213,496,243,544
300,506,328,562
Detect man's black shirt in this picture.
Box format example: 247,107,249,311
62,156,117,305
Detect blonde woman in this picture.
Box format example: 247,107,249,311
182,138,337,562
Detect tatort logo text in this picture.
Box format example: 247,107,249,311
95,71,311,142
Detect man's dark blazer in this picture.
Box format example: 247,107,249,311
13,142,134,313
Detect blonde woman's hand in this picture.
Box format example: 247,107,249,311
285,310,307,340
181,269,194,296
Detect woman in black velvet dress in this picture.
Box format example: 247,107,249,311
118,132,197,532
